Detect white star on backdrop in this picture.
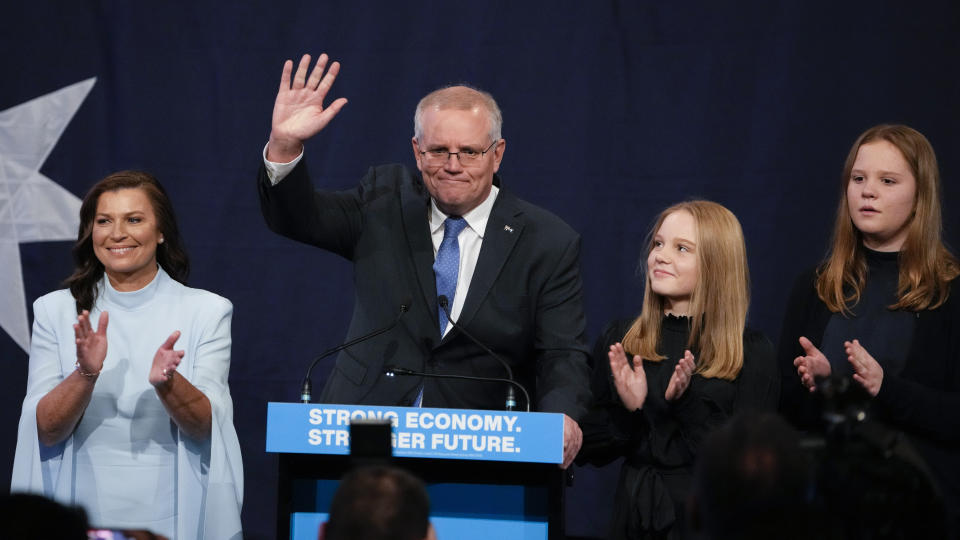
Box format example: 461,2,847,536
0,78,96,353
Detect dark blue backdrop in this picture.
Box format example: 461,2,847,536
2,2,958,538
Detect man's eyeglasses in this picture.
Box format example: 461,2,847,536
419,139,499,166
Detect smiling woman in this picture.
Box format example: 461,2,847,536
11,171,244,539
65,173,189,312
91,188,165,290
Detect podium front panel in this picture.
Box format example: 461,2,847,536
267,402,563,463
267,403,566,540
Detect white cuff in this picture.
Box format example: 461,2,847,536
262,142,304,186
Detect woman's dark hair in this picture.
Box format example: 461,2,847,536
64,170,189,313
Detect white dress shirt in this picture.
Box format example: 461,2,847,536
429,185,498,336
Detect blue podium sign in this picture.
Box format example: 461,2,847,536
266,402,563,464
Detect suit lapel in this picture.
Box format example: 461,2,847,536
456,190,524,331
400,185,440,331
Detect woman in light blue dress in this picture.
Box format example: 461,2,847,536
11,171,243,539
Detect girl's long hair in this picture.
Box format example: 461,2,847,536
816,125,958,314
622,200,749,380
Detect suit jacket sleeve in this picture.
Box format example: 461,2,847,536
532,232,592,422
258,159,364,260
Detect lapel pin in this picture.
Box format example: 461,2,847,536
503,225,514,233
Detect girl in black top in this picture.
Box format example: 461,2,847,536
779,124,960,536
587,200,777,539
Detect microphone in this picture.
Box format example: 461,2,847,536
438,295,528,411
300,301,410,403
383,365,531,412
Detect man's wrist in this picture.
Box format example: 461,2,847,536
266,137,304,164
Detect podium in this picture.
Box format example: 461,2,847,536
266,403,567,540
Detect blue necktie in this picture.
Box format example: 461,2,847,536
433,216,467,335
414,216,467,408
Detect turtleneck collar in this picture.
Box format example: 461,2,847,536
662,312,692,332
863,245,900,264
99,266,167,311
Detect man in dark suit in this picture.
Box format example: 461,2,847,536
258,53,589,467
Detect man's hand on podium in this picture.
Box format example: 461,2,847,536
561,414,582,469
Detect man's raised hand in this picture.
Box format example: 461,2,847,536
267,53,348,163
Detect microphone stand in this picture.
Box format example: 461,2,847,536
383,365,531,412
438,295,525,411
300,303,409,403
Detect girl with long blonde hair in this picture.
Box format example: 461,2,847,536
586,200,777,539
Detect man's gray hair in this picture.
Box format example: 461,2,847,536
413,84,502,143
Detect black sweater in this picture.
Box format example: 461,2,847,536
583,316,777,538
777,265,960,532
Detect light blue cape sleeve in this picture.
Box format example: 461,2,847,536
178,295,244,540
12,287,245,540
11,294,76,502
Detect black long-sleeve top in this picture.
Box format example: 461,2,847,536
777,261,960,532
582,315,777,538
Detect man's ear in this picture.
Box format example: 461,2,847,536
491,138,505,173
412,137,424,172
425,522,437,540
317,521,328,540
